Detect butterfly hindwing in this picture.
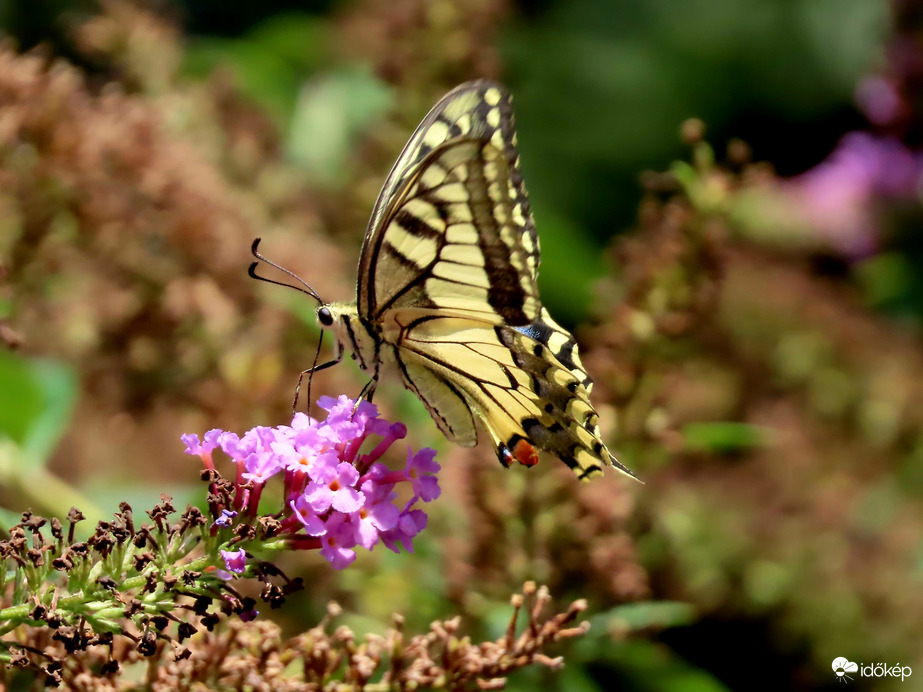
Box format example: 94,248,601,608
393,349,477,446
386,309,625,480
514,309,594,394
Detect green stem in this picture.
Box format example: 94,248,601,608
0,604,33,621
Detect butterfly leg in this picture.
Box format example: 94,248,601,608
353,361,380,416
357,375,379,403
349,374,379,419
293,336,344,413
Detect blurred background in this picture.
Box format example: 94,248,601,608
1,0,922,689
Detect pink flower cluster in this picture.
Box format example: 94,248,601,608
182,396,441,570
787,132,923,258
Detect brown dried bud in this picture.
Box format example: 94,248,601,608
681,118,706,144
137,630,157,656
177,621,197,642
132,550,155,571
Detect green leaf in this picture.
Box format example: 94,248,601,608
287,68,393,185
681,422,769,453
0,351,76,467
599,601,697,632
183,13,330,128
855,252,913,307
0,506,22,534
532,204,607,325
581,640,732,692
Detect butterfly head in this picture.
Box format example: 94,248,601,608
315,302,355,332
316,302,378,375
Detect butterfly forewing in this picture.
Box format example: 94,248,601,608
358,81,539,321
363,139,541,326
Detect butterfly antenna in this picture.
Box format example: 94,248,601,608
248,237,323,304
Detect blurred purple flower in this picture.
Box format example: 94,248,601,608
856,76,904,126
788,132,923,256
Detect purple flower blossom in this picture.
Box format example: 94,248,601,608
351,480,400,549
319,514,357,569
221,548,247,575
289,411,316,430
380,504,429,554
317,395,367,442
270,435,316,475
242,451,282,485
306,462,363,514
213,509,237,528
217,431,242,458
362,422,407,466
183,396,441,570
182,429,223,468
405,447,441,502
290,494,326,536
305,449,341,484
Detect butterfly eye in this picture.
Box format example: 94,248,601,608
317,307,334,327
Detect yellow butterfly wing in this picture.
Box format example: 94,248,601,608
339,80,635,481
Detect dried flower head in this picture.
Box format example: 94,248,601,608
4,582,587,690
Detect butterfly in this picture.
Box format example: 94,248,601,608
255,81,635,481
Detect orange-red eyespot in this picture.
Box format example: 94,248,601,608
512,439,539,467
